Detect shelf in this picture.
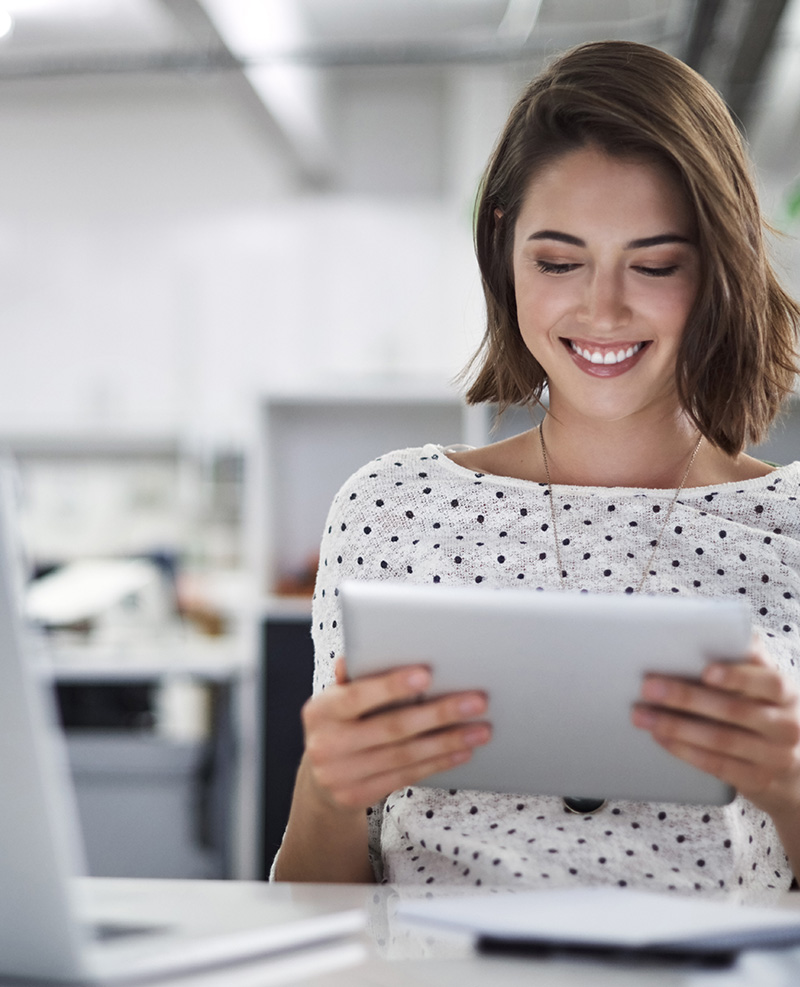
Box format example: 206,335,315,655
42,630,250,682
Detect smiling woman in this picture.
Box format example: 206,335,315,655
272,40,800,904
466,41,799,461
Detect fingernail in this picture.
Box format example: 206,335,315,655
406,670,430,690
459,696,486,716
632,707,656,729
705,665,725,686
642,679,667,701
463,724,490,745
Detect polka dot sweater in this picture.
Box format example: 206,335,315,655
309,444,800,902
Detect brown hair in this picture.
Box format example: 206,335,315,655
462,40,799,455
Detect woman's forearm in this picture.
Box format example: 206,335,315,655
272,756,375,883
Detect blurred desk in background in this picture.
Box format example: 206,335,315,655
46,629,259,881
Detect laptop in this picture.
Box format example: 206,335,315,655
0,469,365,984
341,580,752,806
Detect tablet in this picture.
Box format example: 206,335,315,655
340,581,752,806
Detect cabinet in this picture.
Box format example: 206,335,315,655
49,634,256,880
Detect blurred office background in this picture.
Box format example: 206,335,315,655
1,0,799,882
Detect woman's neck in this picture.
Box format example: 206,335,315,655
538,413,702,488
448,409,775,488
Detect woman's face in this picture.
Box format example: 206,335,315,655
512,145,700,428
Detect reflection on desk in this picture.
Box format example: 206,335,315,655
333,881,800,986
77,879,800,987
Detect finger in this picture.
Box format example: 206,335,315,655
644,734,756,794
311,689,489,759
640,674,798,738
318,723,491,787
308,664,433,726
701,661,796,706
356,690,488,748
632,703,800,766
318,724,491,808
334,656,349,685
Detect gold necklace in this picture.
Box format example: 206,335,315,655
538,423,702,593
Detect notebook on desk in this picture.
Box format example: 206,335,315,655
396,887,800,964
0,471,365,984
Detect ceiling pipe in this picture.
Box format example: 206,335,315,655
0,30,692,79
497,0,544,44
683,0,725,72
724,0,791,128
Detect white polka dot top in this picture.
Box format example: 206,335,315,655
309,444,800,902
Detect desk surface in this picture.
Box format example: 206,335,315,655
70,878,800,987
45,632,250,682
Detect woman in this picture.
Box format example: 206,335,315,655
273,40,800,901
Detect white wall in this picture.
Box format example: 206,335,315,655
0,66,509,446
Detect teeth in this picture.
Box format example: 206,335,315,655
571,341,643,365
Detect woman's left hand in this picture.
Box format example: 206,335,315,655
632,643,800,821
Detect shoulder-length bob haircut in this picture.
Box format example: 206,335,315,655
463,39,799,455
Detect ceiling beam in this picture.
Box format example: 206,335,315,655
158,0,331,186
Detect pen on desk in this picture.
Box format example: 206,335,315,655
476,936,737,969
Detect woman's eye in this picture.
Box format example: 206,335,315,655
536,260,580,275
634,265,679,278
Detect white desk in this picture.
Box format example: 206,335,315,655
62,879,800,987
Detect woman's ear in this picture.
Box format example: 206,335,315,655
492,208,505,246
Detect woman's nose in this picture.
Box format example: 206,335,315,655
577,270,630,330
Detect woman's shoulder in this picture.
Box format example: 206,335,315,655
707,459,800,496
336,444,446,489
697,460,800,541
445,430,544,483
327,444,469,511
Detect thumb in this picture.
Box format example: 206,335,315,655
334,656,349,685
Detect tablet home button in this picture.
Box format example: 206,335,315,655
563,797,607,814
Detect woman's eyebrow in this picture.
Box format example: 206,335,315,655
624,234,692,249
525,230,693,249
526,230,584,246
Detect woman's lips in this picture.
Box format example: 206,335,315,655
563,338,650,377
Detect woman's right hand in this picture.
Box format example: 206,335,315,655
300,657,491,812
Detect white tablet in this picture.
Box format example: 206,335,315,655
340,582,752,806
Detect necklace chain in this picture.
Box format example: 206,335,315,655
538,423,703,593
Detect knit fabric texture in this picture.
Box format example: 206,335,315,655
310,444,800,902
